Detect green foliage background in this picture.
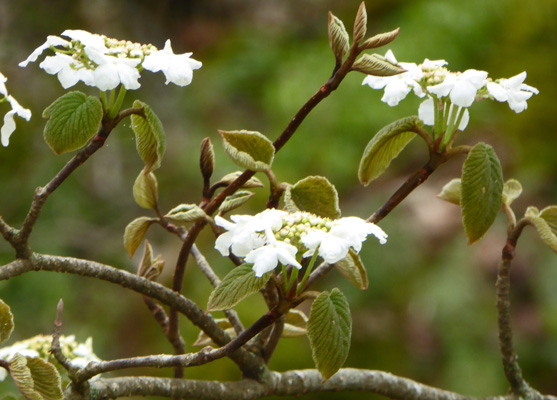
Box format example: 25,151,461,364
0,0,556,398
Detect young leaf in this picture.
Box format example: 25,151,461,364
461,142,503,244
527,206,557,253
10,354,63,400
193,319,236,347
42,91,102,154
307,288,352,381
284,176,341,219
352,2,367,45
217,191,255,215
351,53,406,76
130,100,166,173
358,116,421,186
219,130,275,172
133,169,159,210
282,309,308,338
0,299,14,345
124,216,156,258
502,179,523,206
437,178,461,205
217,171,264,189
164,204,207,224
328,12,350,63
207,265,272,312
334,249,368,290
360,28,401,50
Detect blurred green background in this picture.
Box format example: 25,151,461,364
1,0,556,398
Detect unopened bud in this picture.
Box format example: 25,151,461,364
353,2,367,45
200,137,215,181
328,12,350,64
360,27,400,50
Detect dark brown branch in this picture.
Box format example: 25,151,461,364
67,368,557,400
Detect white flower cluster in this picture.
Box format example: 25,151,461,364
363,50,538,133
0,334,100,381
215,209,387,277
0,72,31,147
19,30,202,91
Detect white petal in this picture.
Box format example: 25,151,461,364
62,29,106,51
418,98,435,126
19,36,70,67
450,79,478,107
0,72,6,96
1,110,17,146
486,82,508,102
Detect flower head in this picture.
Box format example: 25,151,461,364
215,210,387,276
20,30,201,91
0,72,31,147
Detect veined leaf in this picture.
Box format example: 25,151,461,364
0,298,14,345
217,191,255,215
360,28,400,50
42,91,102,154
124,216,156,258
164,204,207,224
193,319,236,347
10,354,63,400
133,169,159,210
282,309,308,338
131,100,166,173
461,142,503,244
207,265,272,312
328,12,349,62
528,205,557,253
334,249,368,290
502,179,523,206
358,116,420,186
352,53,406,76
307,288,352,381
217,171,264,188
284,176,341,219
219,130,274,172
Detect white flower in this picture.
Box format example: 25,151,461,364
85,47,141,90
61,29,107,51
1,95,32,147
0,72,7,96
362,50,425,106
428,69,488,107
302,217,387,264
418,97,469,131
19,35,70,67
214,209,287,257
40,53,95,89
486,71,539,113
142,39,202,86
245,227,302,277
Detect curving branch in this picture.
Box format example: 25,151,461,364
64,368,557,400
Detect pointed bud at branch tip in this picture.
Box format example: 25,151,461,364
353,2,367,45
328,12,350,64
200,137,215,180
360,27,401,50
56,299,64,326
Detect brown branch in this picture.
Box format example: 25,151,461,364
67,368,557,400
496,218,538,397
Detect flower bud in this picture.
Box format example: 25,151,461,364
200,137,215,181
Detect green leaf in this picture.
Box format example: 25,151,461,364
164,204,207,224
502,179,522,206
358,116,420,186
282,309,308,338
219,130,275,172
334,249,368,290
528,205,557,253
217,171,264,188
25,358,63,400
437,178,461,205
360,28,400,50
207,265,272,312
9,355,63,400
352,2,367,45
218,191,255,215
328,12,350,62
307,288,352,381
352,53,406,76
42,91,102,154
284,176,341,219
138,240,165,281
130,100,166,173
124,216,156,258
133,169,159,210
0,298,14,346
461,142,503,244
192,319,236,347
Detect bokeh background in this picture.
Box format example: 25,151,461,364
1,0,556,398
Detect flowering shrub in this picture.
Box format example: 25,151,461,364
0,2,555,400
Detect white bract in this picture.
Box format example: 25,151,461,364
0,72,31,147
19,29,201,91
362,50,538,139
215,210,387,276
